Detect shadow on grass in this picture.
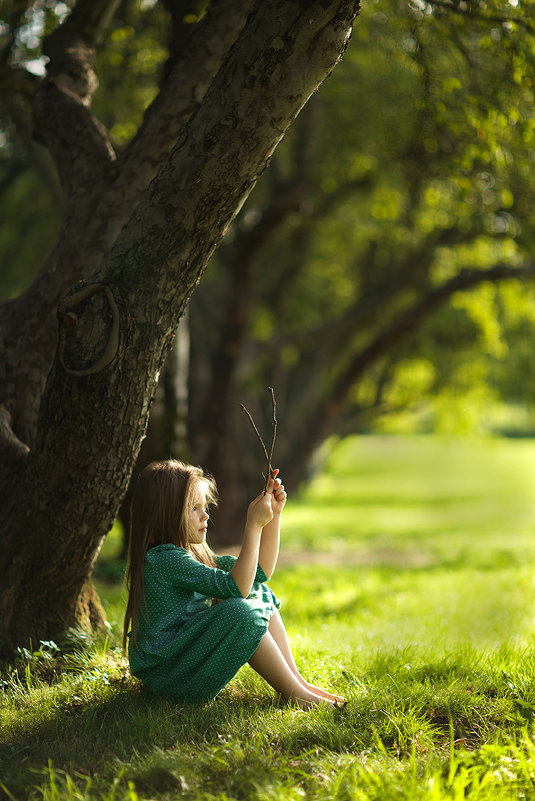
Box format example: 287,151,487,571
0,683,273,799
1,655,532,800
0,683,380,800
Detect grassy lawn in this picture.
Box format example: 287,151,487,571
3,435,535,799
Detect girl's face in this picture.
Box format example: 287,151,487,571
185,481,209,544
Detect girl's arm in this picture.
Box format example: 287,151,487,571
231,491,273,597
258,471,287,579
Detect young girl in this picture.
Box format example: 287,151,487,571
123,459,344,708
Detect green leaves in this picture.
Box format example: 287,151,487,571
199,0,535,447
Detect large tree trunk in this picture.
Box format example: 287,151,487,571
0,0,360,656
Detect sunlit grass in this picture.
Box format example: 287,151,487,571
2,435,535,800
283,436,535,559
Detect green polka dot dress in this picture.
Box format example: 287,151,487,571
128,544,281,703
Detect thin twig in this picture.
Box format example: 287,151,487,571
240,403,269,464
240,387,278,494
264,387,277,493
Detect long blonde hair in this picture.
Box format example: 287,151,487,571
123,459,217,651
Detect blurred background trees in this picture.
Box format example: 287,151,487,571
3,0,535,544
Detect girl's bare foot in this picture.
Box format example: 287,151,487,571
302,683,346,704
276,690,337,710
294,693,337,710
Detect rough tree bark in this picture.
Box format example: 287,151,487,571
0,0,360,656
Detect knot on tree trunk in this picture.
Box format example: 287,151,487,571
57,282,120,377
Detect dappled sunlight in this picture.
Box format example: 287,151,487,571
283,436,535,561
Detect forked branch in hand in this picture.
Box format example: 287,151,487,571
266,387,277,492
240,387,278,494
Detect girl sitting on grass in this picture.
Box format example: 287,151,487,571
123,459,344,708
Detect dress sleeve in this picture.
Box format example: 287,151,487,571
215,553,268,583
147,546,244,598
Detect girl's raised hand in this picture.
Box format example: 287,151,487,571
247,491,273,528
267,469,287,515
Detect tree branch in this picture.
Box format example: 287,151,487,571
227,99,373,278
240,403,270,462
102,0,359,300
160,0,209,75
113,0,255,213
212,164,373,379
189,99,328,444
327,263,535,434
251,217,490,369
33,0,122,195
45,0,122,52
279,262,535,489
0,1,125,443
0,0,256,445
265,387,277,492
425,0,535,33
2,0,252,438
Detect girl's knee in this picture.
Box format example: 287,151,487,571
220,596,256,624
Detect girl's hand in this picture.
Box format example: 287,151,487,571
247,491,273,528
267,469,287,515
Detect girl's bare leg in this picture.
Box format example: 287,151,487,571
248,630,335,709
267,610,346,704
